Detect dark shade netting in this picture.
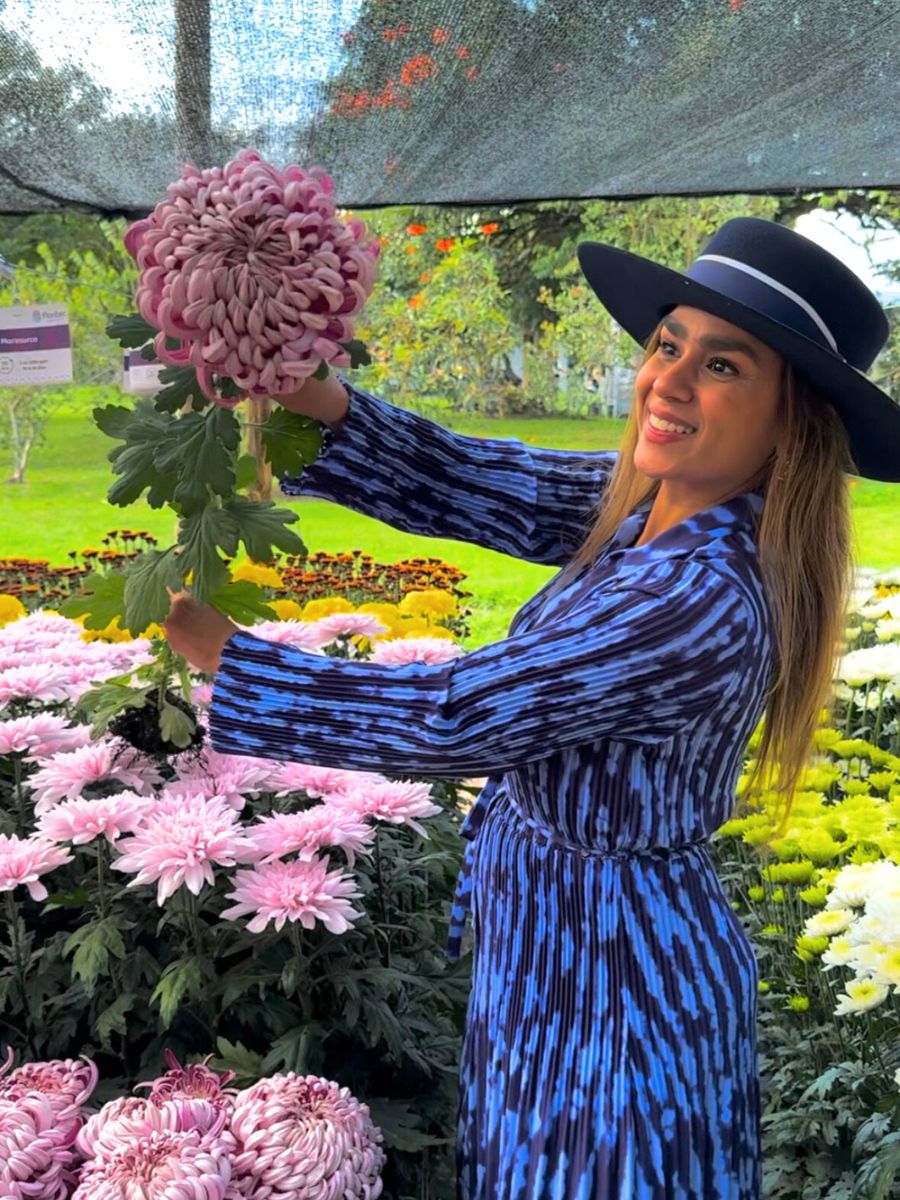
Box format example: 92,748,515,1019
0,0,897,217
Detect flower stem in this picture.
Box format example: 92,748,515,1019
4,891,34,1054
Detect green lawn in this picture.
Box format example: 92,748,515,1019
1,404,897,649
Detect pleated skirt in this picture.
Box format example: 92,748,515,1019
455,801,760,1200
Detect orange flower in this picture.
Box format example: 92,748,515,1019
407,223,427,235
400,54,438,87
433,28,450,44
408,293,424,307
405,244,418,255
419,272,431,282
455,46,470,58
480,222,499,235
466,67,479,80
435,238,455,252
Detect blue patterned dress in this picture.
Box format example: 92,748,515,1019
209,381,776,1200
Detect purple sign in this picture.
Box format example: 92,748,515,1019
0,325,71,352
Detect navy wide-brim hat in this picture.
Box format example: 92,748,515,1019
576,217,899,482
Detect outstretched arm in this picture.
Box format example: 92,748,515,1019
207,560,754,777
280,379,619,567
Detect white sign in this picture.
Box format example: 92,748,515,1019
122,348,165,395
0,305,73,385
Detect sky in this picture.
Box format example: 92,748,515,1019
3,0,898,305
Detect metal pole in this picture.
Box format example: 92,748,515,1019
175,0,211,167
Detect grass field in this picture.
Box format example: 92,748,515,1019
1,403,897,649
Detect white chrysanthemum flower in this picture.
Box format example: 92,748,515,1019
827,861,897,909
821,936,855,969
835,643,900,686
834,978,889,1015
804,909,855,938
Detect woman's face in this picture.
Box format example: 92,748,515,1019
633,305,784,498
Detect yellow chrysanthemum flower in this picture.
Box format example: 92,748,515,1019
762,860,816,885
81,616,132,643
233,562,285,588
0,595,26,626
803,909,854,937
398,588,458,619
788,995,810,1012
747,886,765,902
141,623,165,639
795,934,829,961
798,884,829,907
269,599,305,621
301,597,355,620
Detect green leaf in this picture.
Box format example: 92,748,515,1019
166,407,240,514
158,699,196,749
123,549,185,633
154,365,207,414
206,579,276,624
260,408,322,479
213,1037,263,1084
341,338,373,369
94,403,137,440
93,992,135,1047
235,453,259,491
217,376,243,401
107,312,157,348
224,495,305,562
64,918,126,995
365,1099,448,1152
177,506,240,601
312,360,329,381
105,404,180,508
75,681,149,737
151,957,203,1027
59,571,127,629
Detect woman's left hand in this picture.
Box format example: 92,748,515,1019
164,590,239,674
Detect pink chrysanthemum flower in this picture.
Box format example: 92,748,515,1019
30,742,161,815
247,806,376,866
228,1072,385,1200
37,792,154,845
0,1051,98,1117
170,746,279,810
0,713,86,757
370,636,465,666
112,793,256,903
124,149,381,403
269,762,384,800
332,780,443,838
76,1095,228,1163
72,1127,232,1200
0,1092,76,1200
0,665,71,706
221,856,363,934
309,612,388,651
0,835,73,900
138,1050,236,1107
242,620,328,651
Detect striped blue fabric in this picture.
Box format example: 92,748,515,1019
210,380,775,1199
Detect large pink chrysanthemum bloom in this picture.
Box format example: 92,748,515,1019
369,636,465,666
0,834,73,900
0,665,71,706
124,149,381,404
138,1050,237,1107
169,746,280,811
221,856,363,934
111,792,257,903
228,1073,385,1200
0,1051,98,1114
73,1127,233,1200
268,762,384,800
0,1092,77,1200
30,742,162,815
76,1095,229,1163
37,792,155,845
0,713,88,757
330,780,443,838
246,806,376,866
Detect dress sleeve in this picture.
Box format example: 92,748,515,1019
279,379,618,567
208,561,754,777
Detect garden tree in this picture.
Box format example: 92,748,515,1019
0,224,136,482
350,206,518,414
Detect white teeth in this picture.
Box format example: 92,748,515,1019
648,412,695,435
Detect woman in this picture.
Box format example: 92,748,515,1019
166,217,899,1199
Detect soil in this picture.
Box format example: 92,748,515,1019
108,690,205,758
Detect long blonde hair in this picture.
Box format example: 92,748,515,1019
547,323,856,823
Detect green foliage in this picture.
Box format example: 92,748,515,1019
259,407,323,478
59,571,127,629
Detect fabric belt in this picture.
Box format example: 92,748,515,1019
445,776,708,961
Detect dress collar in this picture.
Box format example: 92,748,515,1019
603,488,765,564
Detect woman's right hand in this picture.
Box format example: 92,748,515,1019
268,372,351,428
